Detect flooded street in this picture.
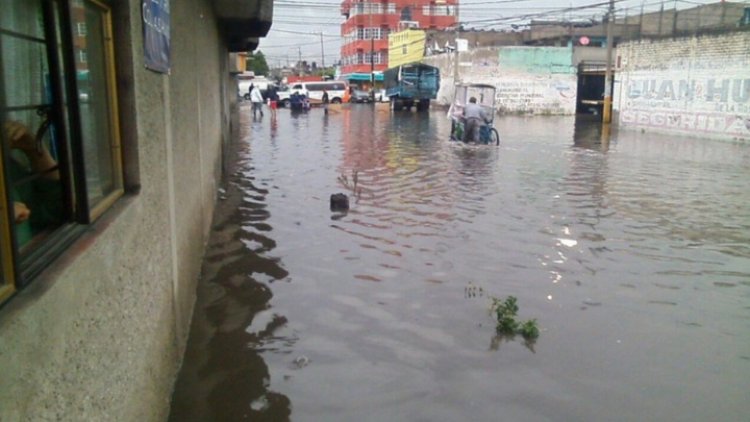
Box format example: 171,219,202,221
170,105,750,421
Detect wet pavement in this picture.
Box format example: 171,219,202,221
169,105,750,421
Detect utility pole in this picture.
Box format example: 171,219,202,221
602,0,614,124
638,1,644,39
369,3,375,94
298,47,302,77
657,1,664,35
453,1,460,86
320,32,325,68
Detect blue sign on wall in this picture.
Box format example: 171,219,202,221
142,0,170,73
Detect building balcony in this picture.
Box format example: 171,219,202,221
341,39,388,54
342,13,391,28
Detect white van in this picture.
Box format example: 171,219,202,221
237,76,275,100
280,80,348,106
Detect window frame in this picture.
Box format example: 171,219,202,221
0,144,15,301
82,0,123,221
0,0,124,297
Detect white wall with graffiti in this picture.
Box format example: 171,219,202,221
424,46,577,115
614,31,750,141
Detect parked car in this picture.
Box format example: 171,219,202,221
351,89,371,103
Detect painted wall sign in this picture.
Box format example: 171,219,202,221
614,33,750,140
626,78,750,105
423,46,577,114
142,0,170,73
621,110,750,136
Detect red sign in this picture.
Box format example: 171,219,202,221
579,36,590,46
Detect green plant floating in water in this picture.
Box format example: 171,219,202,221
518,319,540,340
490,296,540,340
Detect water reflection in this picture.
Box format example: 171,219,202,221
169,116,291,421
573,115,611,152
490,333,536,353
173,106,750,422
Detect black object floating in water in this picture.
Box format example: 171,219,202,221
330,193,349,211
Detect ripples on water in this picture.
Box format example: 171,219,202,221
171,106,750,421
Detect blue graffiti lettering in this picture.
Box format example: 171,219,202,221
706,79,729,102
658,80,675,101
677,80,695,101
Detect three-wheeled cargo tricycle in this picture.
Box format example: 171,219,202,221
448,83,500,145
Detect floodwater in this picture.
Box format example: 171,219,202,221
169,105,750,421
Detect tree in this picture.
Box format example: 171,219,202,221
315,67,335,79
246,51,269,76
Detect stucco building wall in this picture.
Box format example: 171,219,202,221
613,30,750,142
0,1,235,420
425,46,577,115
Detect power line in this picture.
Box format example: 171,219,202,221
262,0,743,63
259,38,340,49
269,28,341,37
461,0,621,26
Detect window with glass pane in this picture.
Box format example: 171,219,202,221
71,0,122,218
0,0,122,302
1,0,67,256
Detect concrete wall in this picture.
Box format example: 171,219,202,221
425,46,577,115
622,3,747,36
573,46,608,66
0,1,231,420
425,29,523,50
613,30,750,142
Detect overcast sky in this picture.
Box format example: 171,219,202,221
258,0,744,67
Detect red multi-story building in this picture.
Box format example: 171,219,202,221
339,1,458,84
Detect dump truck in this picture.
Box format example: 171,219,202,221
383,62,440,112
